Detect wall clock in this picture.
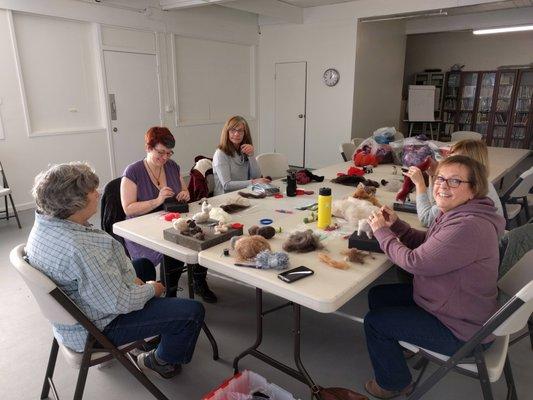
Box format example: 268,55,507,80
323,68,340,87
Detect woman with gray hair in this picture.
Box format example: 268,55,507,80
26,162,205,379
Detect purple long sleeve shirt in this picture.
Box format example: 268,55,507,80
374,198,505,343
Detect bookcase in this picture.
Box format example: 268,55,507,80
439,68,533,149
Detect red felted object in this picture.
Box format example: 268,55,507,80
396,157,432,202
274,193,284,199
347,166,365,176
231,223,244,229
354,148,379,167
163,212,181,221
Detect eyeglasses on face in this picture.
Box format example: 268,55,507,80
434,175,470,188
153,148,174,157
229,127,245,135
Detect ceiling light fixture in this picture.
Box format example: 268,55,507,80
361,9,447,23
473,25,533,35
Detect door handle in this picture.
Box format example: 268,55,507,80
298,114,304,118
113,127,118,133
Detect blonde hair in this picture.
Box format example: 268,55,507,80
449,139,489,171
218,115,253,157
436,155,488,198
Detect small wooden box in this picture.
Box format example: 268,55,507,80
163,221,243,251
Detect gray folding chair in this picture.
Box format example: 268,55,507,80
9,244,169,400
400,250,533,400
256,152,290,180
339,143,357,162
0,160,22,228
451,131,483,142
500,166,533,229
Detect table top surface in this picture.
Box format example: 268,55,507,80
114,146,530,312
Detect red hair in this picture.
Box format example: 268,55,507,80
145,127,175,149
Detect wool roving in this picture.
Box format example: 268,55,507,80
317,253,350,270
248,225,276,239
341,248,375,264
234,235,271,261
255,251,289,270
282,230,323,253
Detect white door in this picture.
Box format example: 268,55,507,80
103,51,161,176
274,62,307,167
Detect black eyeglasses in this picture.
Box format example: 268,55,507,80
434,175,471,188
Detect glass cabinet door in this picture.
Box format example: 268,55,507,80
491,71,516,147
458,72,478,131
475,72,496,141
442,72,460,138
509,70,533,148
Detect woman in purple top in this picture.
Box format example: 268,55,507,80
121,127,217,303
363,155,505,399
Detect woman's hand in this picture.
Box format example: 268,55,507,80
176,189,190,202
157,186,174,205
240,144,254,156
380,205,398,226
368,210,389,232
252,177,271,184
403,166,426,191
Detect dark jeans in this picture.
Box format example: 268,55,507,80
364,284,467,391
103,296,205,365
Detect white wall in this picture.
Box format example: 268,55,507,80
259,20,357,169
0,0,258,209
352,20,406,139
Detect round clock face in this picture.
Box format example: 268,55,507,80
323,68,340,86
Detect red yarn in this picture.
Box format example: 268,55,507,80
396,157,433,202
164,212,181,221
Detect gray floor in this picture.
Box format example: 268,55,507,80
1,191,532,399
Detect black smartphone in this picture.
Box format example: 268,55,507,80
278,266,314,283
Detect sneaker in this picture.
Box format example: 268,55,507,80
364,379,413,399
194,281,218,303
137,350,181,379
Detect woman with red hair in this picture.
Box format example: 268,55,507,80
121,127,217,303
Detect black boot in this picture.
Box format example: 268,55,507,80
193,266,218,303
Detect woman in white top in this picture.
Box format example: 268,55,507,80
406,139,504,227
212,115,270,196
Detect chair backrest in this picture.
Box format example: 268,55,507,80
339,143,356,162
9,244,77,325
256,153,289,180
493,250,533,336
393,131,405,141
451,131,482,142
351,137,364,146
0,160,8,188
100,177,128,247
509,166,533,198
493,281,533,336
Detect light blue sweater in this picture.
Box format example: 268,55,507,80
212,148,262,195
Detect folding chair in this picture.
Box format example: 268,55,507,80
9,244,169,400
256,153,290,180
500,166,533,229
339,143,357,162
0,160,22,229
451,131,483,142
401,250,533,400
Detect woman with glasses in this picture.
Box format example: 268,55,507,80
406,139,503,227
362,155,505,399
212,115,270,196
121,127,217,303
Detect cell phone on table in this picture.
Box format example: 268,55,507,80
278,266,314,283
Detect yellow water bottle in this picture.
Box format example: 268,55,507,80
317,187,332,229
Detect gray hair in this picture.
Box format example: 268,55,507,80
32,162,99,219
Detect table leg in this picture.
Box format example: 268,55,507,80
233,289,322,399
185,263,219,360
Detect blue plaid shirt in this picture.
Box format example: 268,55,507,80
26,212,155,352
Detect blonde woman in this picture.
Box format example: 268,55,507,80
406,139,503,227
212,115,270,195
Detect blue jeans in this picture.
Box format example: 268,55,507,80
102,296,205,365
364,284,466,391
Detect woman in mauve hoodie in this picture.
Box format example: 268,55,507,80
363,155,506,399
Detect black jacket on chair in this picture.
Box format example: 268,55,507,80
100,177,129,257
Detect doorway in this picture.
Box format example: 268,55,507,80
103,50,161,176
274,62,307,167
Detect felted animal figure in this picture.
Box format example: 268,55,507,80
192,201,211,223
332,196,379,228
209,206,231,223
352,183,381,207
396,157,432,202
357,219,373,239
